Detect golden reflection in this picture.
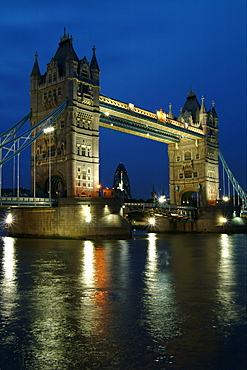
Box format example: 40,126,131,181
81,241,111,328
217,234,235,325
83,240,95,286
1,237,18,317
2,237,16,281
146,233,158,274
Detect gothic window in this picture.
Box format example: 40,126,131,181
87,148,91,157
58,87,61,95
82,171,86,180
53,89,56,97
87,168,91,174
193,172,198,178
53,72,57,82
44,92,47,100
48,91,52,98
60,120,65,129
184,151,192,161
196,153,200,159
184,170,193,178
83,84,89,95
176,156,180,162
82,147,86,156
48,74,52,83
77,145,80,155
179,173,183,179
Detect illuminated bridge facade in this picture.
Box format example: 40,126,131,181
1,30,246,211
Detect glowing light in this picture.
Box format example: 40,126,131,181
220,217,227,224
104,111,110,116
158,195,166,203
148,217,156,226
43,127,54,134
85,213,91,223
97,184,101,189
222,196,229,202
5,213,13,224
157,108,166,123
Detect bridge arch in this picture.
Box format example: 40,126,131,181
44,172,66,198
181,190,200,207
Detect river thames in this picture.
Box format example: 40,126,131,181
0,232,246,369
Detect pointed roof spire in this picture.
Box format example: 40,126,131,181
212,100,218,118
31,52,41,76
200,95,206,113
90,45,100,70
168,103,174,118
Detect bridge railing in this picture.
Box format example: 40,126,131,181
124,202,197,211
0,197,58,207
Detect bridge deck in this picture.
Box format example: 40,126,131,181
99,95,204,143
0,197,57,207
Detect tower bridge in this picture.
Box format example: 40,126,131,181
0,30,246,237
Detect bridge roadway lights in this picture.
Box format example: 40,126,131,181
124,203,246,233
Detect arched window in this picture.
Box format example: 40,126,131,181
184,170,193,178
184,151,192,161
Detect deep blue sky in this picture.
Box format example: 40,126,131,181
0,0,246,199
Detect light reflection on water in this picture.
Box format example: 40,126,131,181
1,237,18,318
0,233,246,369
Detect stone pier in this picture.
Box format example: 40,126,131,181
8,198,132,239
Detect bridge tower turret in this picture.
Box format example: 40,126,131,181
30,30,100,198
168,90,219,206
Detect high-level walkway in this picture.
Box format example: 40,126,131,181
99,95,204,143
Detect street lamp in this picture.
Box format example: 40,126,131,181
97,184,101,197
158,195,166,204
44,127,54,199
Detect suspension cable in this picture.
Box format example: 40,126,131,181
219,150,247,207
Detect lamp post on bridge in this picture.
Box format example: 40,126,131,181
44,127,54,200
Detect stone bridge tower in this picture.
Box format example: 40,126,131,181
30,30,100,197
168,90,219,206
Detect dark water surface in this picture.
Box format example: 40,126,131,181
0,232,246,369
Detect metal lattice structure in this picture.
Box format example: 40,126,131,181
219,150,247,207
0,99,67,166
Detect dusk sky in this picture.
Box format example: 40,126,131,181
0,0,246,199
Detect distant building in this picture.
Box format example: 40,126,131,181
113,163,131,199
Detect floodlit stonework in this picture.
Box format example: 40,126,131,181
168,91,219,206
30,30,100,198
